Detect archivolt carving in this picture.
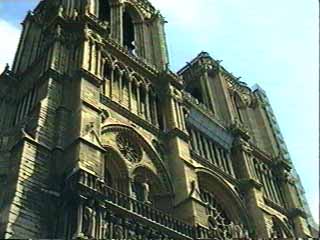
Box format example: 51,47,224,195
196,168,251,227
102,124,174,194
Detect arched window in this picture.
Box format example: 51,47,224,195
98,0,111,22
103,61,112,80
131,81,138,114
113,68,121,100
123,10,135,53
122,74,130,107
104,169,113,187
186,84,204,104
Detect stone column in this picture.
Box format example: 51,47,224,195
119,71,123,103
128,77,132,111
133,21,146,58
215,146,223,170
74,199,84,238
109,67,114,100
208,141,216,165
145,85,151,121
151,92,159,127
190,128,199,154
96,45,101,77
202,67,215,112
137,83,141,116
91,42,96,74
110,2,123,44
195,130,204,157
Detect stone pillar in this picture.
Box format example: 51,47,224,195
150,92,159,127
118,71,123,103
202,67,215,112
232,138,269,238
96,45,101,77
110,2,123,44
189,128,198,154
128,77,132,111
273,162,312,237
133,21,146,58
109,67,114,100
145,85,151,121
137,83,141,116
160,83,198,224
74,199,84,238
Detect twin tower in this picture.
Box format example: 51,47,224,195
0,0,315,239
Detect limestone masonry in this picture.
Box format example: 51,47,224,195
0,0,317,239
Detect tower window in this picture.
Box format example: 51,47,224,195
123,10,135,54
186,84,204,104
98,0,110,22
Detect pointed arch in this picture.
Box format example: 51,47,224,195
233,92,247,123
123,2,144,23
195,167,250,227
271,216,294,238
122,2,144,54
103,146,130,194
131,165,170,210
101,124,175,195
113,60,129,72
97,0,111,22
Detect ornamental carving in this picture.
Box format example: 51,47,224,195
116,132,142,163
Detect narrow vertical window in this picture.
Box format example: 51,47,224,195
123,10,135,54
98,0,111,22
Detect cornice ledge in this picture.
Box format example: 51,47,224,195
228,119,251,141
236,178,263,191
164,127,189,142
288,207,308,219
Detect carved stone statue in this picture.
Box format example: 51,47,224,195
208,216,224,239
113,224,123,239
84,0,90,14
102,212,110,239
82,200,96,238
58,5,64,18
127,230,137,240
228,221,238,238
72,9,79,21
141,180,151,203
4,63,9,72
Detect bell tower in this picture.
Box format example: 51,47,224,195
0,0,183,239
0,0,315,239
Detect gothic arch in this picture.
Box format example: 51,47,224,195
271,216,294,238
131,165,169,210
195,167,250,226
101,124,174,195
130,72,147,86
103,146,130,194
113,61,129,72
123,1,145,24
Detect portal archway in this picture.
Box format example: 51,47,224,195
196,168,251,237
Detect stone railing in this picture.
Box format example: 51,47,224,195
182,91,214,117
74,169,195,239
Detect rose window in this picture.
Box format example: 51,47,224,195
116,132,142,163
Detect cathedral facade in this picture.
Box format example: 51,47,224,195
0,0,315,239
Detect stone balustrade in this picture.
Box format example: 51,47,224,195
75,169,195,239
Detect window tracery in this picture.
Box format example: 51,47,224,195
116,131,142,163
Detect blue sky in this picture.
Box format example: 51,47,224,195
0,0,318,224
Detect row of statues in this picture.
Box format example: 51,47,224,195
208,214,250,239
79,199,171,239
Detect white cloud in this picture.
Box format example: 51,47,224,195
149,0,219,29
0,20,20,72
